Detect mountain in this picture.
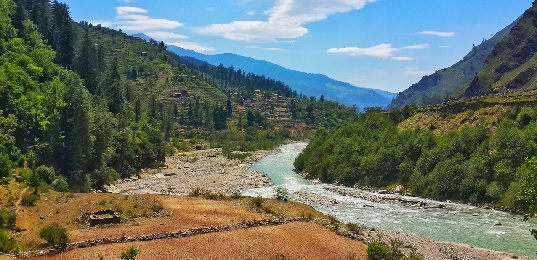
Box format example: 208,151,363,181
389,20,517,109
463,2,537,97
159,43,394,109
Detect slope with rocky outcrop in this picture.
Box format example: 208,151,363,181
389,20,516,109
464,1,537,97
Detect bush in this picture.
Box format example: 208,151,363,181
35,165,56,184
93,166,120,190
251,195,263,208
39,224,68,247
21,194,40,206
0,229,17,253
120,246,140,260
0,154,12,178
274,187,290,202
367,241,392,260
0,210,15,229
51,176,69,192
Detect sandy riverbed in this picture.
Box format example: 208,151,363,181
105,149,274,196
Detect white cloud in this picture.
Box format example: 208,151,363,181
197,0,378,42
392,56,413,61
145,31,188,40
328,44,396,58
328,43,428,60
246,11,256,16
246,45,285,51
169,41,215,53
402,43,429,49
402,67,426,75
101,6,183,32
419,31,454,37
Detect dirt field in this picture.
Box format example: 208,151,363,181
33,222,367,260
1,189,367,259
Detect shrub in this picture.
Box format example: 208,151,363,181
0,229,17,253
121,246,140,260
39,224,68,247
274,253,288,260
21,194,40,206
188,188,224,200
0,154,12,178
274,187,290,202
0,210,15,229
51,176,69,192
35,165,56,184
367,241,392,260
251,195,263,208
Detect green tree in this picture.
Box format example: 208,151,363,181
517,156,537,242
57,70,93,175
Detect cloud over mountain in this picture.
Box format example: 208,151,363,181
197,0,378,42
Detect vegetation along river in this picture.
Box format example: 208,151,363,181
242,142,536,258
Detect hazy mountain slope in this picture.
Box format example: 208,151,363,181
389,20,516,109
164,45,394,108
463,2,537,97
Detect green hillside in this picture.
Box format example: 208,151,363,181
0,0,356,196
77,24,228,105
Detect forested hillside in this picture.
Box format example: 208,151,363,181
0,0,356,193
168,45,394,109
294,106,537,212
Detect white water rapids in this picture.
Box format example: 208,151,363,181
242,142,536,258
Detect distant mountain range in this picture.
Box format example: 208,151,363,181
133,33,395,109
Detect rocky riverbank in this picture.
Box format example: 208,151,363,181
104,149,273,196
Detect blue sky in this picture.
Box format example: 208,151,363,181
62,0,533,93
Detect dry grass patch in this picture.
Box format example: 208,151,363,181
32,222,367,260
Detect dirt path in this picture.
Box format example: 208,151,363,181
14,187,28,210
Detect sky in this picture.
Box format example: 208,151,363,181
61,0,533,93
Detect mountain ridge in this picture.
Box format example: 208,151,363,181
131,33,395,109
388,19,517,109
168,46,395,108
463,2,537,97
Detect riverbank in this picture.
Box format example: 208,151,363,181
105,144,536,260
105,149,274,196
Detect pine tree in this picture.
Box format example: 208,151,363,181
76,29,98,94
51,1,74,68
29,0,53,43
226,98,232,117
58,70,93,174
101,58,123,114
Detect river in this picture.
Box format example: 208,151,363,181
242,142,537,258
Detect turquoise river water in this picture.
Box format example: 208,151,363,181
242,142,536,258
